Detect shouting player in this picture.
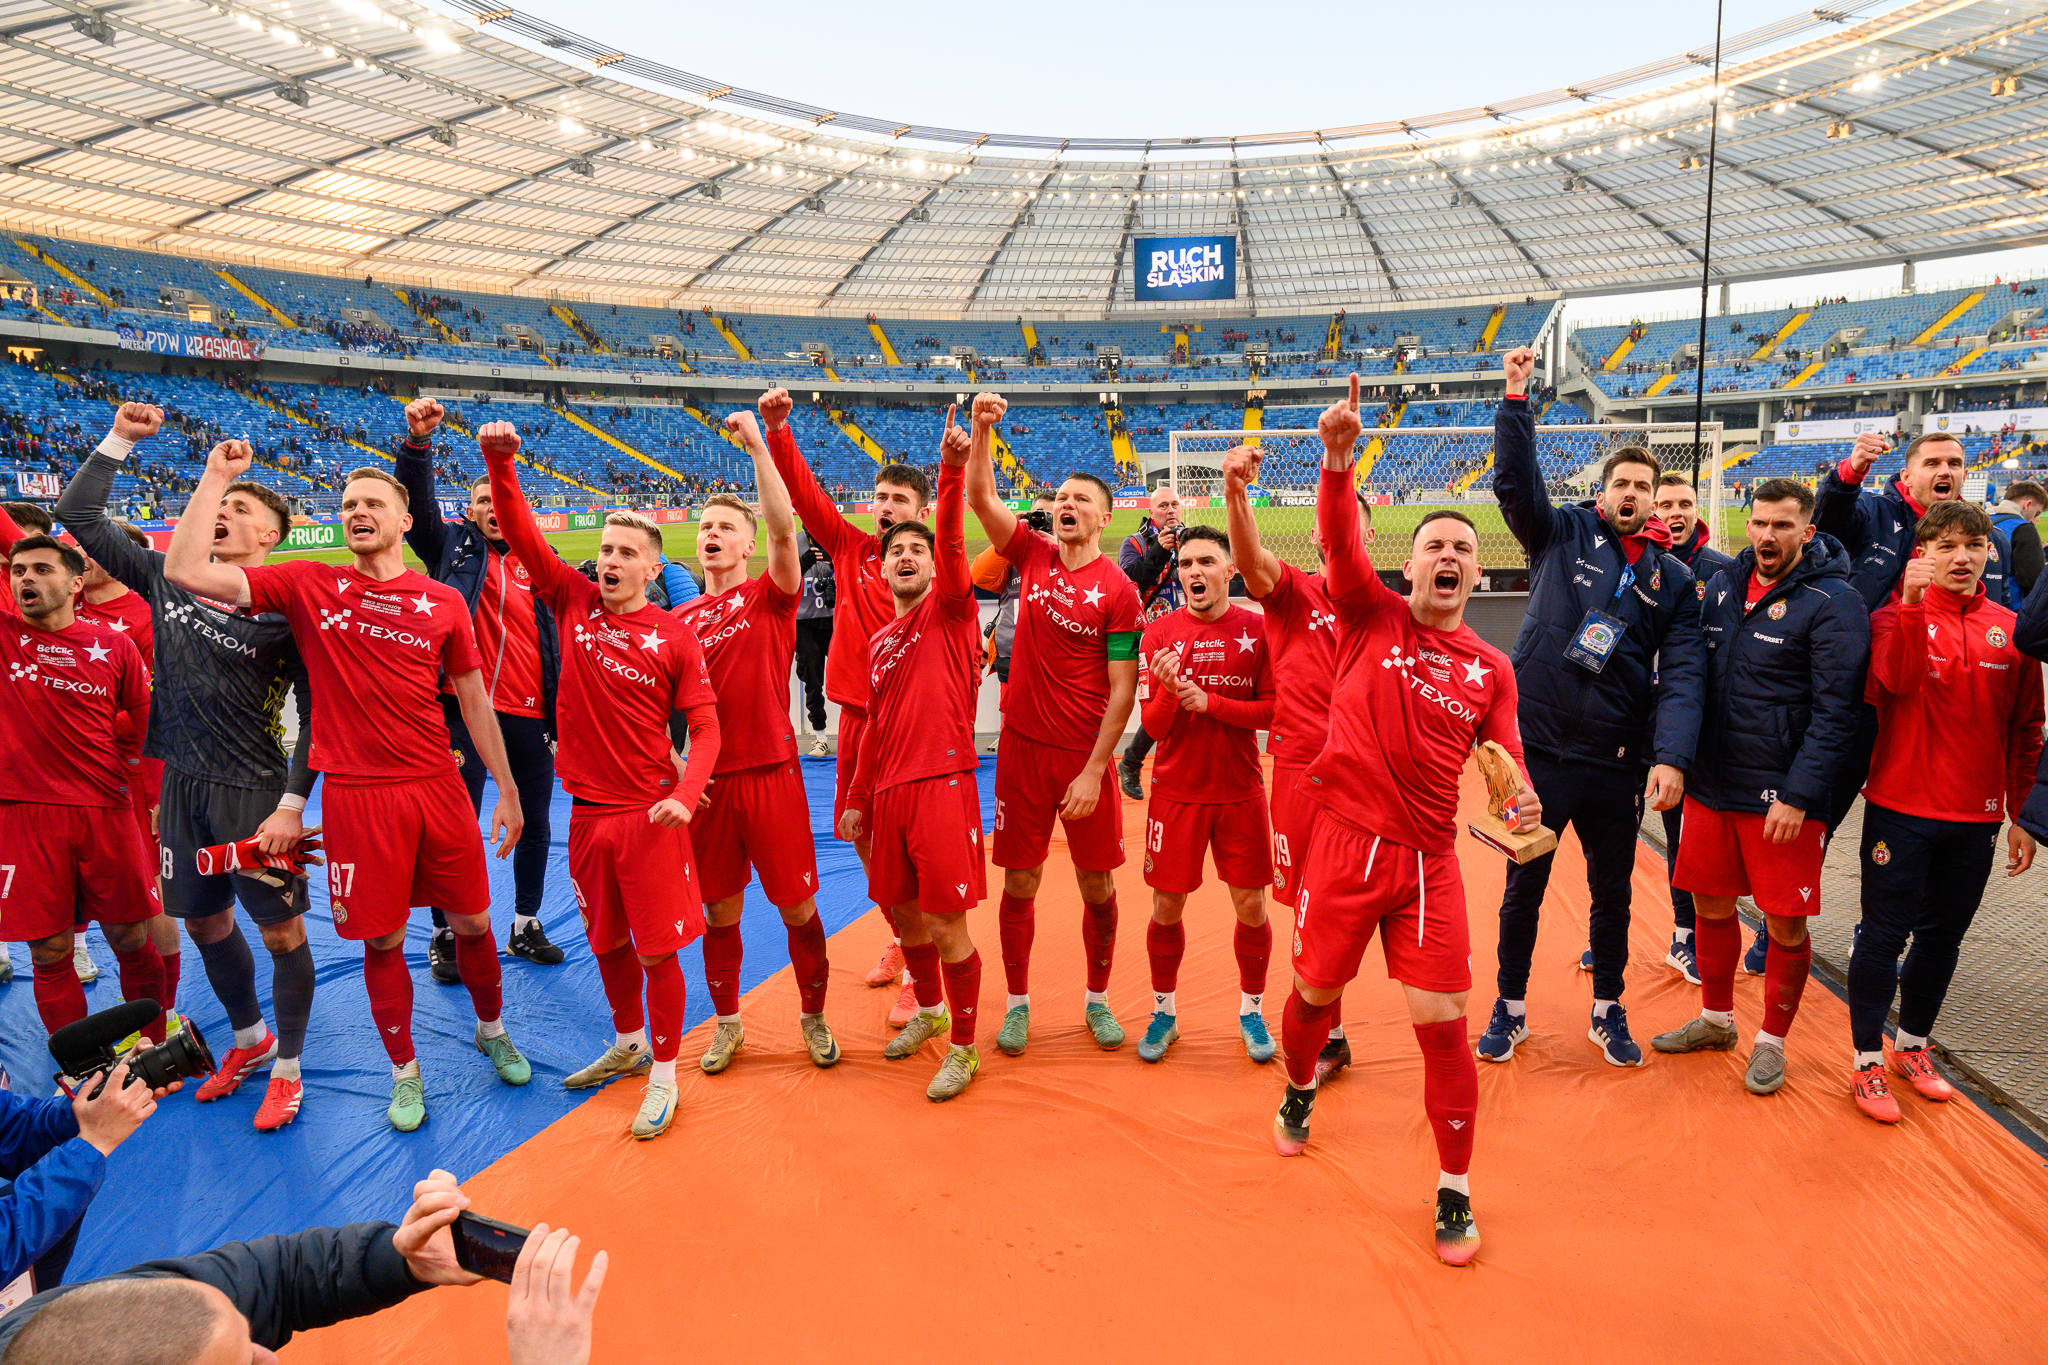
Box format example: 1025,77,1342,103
54,406,321,1129
679,408,838,1076
480,423,722,1140
1134,524,1277,1064
959,391,1142,1054
165,444,531,1133
836,407,986,1102
1270,376,1534,1270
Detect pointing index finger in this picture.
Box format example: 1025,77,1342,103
1347,372,1360,412
946,403,958,431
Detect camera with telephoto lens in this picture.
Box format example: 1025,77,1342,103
48,999,216,1099
1021,507,1054,534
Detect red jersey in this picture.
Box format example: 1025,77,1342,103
1302,468,1525,855
675,573,799,775
467,547,545,718
1140,604,1275,804
997,526,1142,751
77,588,154,670
848,462,980,805
0,610,148,808
244,560,482,782
1255,563,1338,769
768,424,896,712
1864,587,2043,822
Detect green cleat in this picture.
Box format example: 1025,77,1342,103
699,1021,745,1074
562,1043,650,1090
995,1005,1030,1055
475,1025,531,1085
1137,1012,1179,1063
800,1014,841,1068
1085,1002,1125,1049
927,1046,979,1101
387,1069,426,1132
885,1006,948,1059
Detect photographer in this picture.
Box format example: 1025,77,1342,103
1116,484,1184,798
971,491,1057,695
0,1171,607,1365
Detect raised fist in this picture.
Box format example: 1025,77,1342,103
1318,373,1364,455
972,392,1007,430
757,388,793,432
1503,346,1536,395
111,403,162,443
725,410,763,449
1221,445,1261,494
1848,430,1889,476
938,403,971,466
1898,554,1937,605
207,439,253,480
405,397,445,439
477,421,520,460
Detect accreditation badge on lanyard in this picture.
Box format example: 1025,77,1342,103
1564,556,1634,673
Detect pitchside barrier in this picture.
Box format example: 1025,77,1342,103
1165,423,1727,575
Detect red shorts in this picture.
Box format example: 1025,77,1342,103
321,773,490,940
129,757,165,870
694,761,819,906
0,801,159,942
1292,816,1471,994
1268,764,1321,911
832,706,869,842
1143,794,1273,895
991,729,1125,872
867,772,986,917
1672,796,1827,918
568,804,704,956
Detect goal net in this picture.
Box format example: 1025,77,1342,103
1165,421,1726,573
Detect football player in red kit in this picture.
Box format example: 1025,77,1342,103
836,407,987,1102
479,423,722,1140
1270,376,1537,1270
959,390,1143,1056
165,443,530,1133
679,407,838,1077
0,536,168,1044
1133,525,1278,1065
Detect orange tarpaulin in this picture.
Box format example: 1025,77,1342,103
288,767,2048,1365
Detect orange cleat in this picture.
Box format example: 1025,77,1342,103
865,941,905,988
253,1075,303,1131
887,980,919,1028
195,1032,278,1103
1853,1063,1901,1124
1887,1043,1955,1102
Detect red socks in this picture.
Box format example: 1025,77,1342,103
643,954,685,1061
1146,920,1185,995
997,893,1034,997
32,959,87,1037
941,951,981,1046
902,940,944,1009
110,942,167,1044
1695,913,1742,1013
159,951,180,1013
1233,919,1271,996
1413,1019,1478,1177
1762,935,1812,1039
363,944,415,1065
703,922,745,1016
1282,991,1340,1088
1082,895,1118,994
787,914,830,1015
451,929,503,1024
593,946,645,1035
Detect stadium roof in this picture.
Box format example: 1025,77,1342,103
1,0,2045,317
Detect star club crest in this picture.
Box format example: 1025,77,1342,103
1871,841,1890,866
1987,626,2009,648
1767,600,1787,620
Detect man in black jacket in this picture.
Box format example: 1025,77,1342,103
1114,486,1183,799
1477,348,1705,1071
395,399,564,978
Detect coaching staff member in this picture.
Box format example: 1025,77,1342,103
1477,346,1704,1070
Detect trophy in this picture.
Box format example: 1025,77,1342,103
1467,740,1558,864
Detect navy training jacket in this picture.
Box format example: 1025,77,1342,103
2006,567,2048,841
1813,461,2012,611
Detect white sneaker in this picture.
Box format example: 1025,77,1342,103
72,937,99,983
631,1080,679,1139
807,736,830,758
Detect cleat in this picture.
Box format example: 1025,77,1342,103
885,1007,948,1059
699,1021,745,1074
1434,1189,1481,1267
562,1044,650,1090
73,937,99,983
475,1026,531,1085
387,1071,426,1132
1665,935,1701,985
926,1046,979,1102
807,735,830,758
196,1032,279,1102
1240,1012,1277,1064
1272,1083,1316,1156
995,1005,1030,1056
1744,1044,1787,1096
1136,1012,1179,1063
1085,1001,1125,1050
506,920,565,966
1887,1043,1955,1102
427,928,461,985
864,941,905,988
631,1080,679,1139
1588,1006,1644,1067
1475,999,1527,1063
1577,949,1594,972
1117,758,1144,802
1854,1064,1902,1124
1651,1016,1740,1054
1742,927,1769,976
252,1076,302,1131
886,981,919,1028
0,953,11,984
1314,1034,1352,1084
799,1014,841,1068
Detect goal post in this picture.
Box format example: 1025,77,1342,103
1163,422,1726,574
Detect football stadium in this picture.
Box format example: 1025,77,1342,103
0,0,2047,1360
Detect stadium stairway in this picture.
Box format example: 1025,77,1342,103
1242,405,1264,447
214,268,299,329
1324,313,1343,357
1913,290,1986,345
1644,373,1678,397
1475,304,1505,352
867,320,900,365
710,314,752,361
396,290,461,346
256,391,399,469
1601,335,1636,371
16,238,110,307
1752,310,1809,360
680,400,747,453
1019,320,1038,359
552,404,692,482
1111,426,1137,473
831,409,889,465
1784,357,1827,388
1945,345,1991,376
1354,400,1405,481
552,303,608,353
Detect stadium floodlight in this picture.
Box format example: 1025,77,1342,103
429,124,458,148
274,81,309,108
71,13,114,45
568,158,594,177
699,181,722,199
